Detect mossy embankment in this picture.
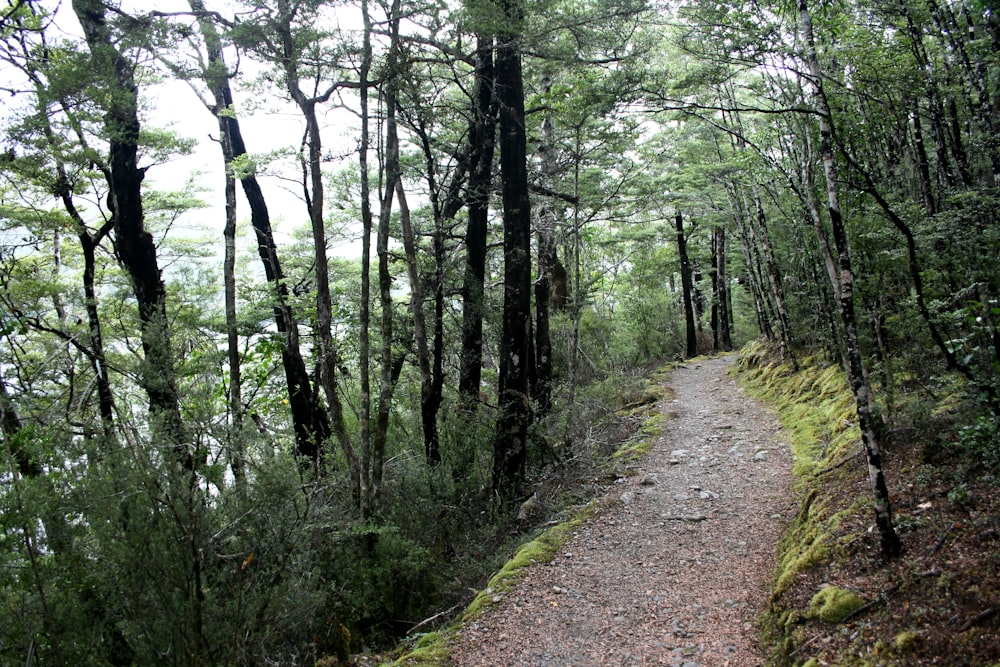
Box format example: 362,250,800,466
737,341,1000,666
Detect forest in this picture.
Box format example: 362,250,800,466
0,0,998,664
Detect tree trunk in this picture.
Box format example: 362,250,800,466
715,226,732,350
675,211,698,358
493,0,533,501
359,0,375,515
748,184,797,369
459,33,497,407
73,0,189,465
190,0,330,465
275,0,355,475
800,0,901,559
534,73,558,416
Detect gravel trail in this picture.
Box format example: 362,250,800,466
449,356,794,666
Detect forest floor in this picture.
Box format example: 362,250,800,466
444,355,795,666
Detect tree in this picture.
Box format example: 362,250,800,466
492,0,534,500
458,28,498,407
177,0,336,476
674,210,699,358
73,0,190,465
798,0,901,558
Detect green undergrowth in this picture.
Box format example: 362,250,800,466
736,341,869,663
384,365,677,666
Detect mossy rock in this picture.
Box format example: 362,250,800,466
807,586,866,623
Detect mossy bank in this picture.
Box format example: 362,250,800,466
737,341,1000,665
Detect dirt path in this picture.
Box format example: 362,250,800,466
449,356,794,666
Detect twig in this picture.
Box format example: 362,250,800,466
817,450,863,475
925,522,960,561
842,584,899,623
406,603,462,636
958,607,997,633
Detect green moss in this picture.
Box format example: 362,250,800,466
893,630,921,652
460,499,605,623
386,630,454,666
807,586,866,624
739,343,883,663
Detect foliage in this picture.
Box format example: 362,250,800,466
2,0,998,661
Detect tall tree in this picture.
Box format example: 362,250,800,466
458,29,497,407
799,0,901,558
72,0,190,464
492,0,534,500
178,0,332,468
675,210,698,358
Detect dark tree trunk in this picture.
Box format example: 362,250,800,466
493,0,533,500
73,0,189,464
800,0,901,559
675,211,698,358
459,33,497,407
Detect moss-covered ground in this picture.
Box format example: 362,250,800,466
738,341,1000,666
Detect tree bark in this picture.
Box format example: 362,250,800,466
459,32,497,407
748,184,797,369
358,0,375,515
189,0,330,466
274,0,355,474
73,0,189,464
533,72,560,416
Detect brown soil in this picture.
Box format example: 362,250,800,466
447,356,794,666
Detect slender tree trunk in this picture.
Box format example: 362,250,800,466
711,243,720,351
675,211,698,358
373,72,400,500
493,0,533,500
563,128,584,447
715,226,732,350
190,0,330,465
534,73,559,416
800,0,901,559
749,184,797,368
275,0,355,475
359,0,375,515
459,33,497,407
